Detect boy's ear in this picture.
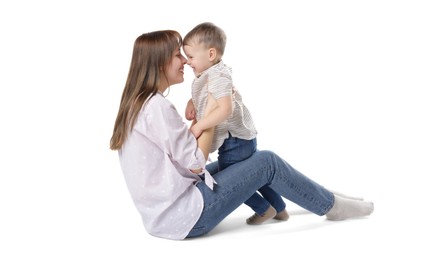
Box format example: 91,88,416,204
208,48,217,61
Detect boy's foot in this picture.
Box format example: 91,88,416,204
273,209,289,221
246,206,277,225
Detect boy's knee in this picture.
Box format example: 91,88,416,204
254,150,276,161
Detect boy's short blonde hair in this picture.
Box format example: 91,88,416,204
183,22,227,57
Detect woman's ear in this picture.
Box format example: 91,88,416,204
208,48,217,61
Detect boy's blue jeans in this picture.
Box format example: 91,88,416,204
187,150,334,238
217,135,286,214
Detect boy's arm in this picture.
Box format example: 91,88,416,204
191,95,232,138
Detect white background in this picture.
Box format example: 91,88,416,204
1,0,435,259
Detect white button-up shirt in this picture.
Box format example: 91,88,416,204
118,93,215,240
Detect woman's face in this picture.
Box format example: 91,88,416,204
165,47,187,87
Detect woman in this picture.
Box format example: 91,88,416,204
110,30,374,240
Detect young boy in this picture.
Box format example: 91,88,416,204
183,22,289,224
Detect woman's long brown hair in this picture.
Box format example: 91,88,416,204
110,30,182,150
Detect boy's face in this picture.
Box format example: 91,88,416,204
183,42,213,77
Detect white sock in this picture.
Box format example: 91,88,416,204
330,189,364,201
326,194,374,221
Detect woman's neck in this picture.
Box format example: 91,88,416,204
158,84,169,94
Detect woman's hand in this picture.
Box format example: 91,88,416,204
190,168,203,174
190,123,203,139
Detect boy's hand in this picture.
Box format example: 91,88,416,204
185,99,196,121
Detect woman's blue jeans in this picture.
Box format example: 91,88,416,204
186,150,334,238
218,136,286,214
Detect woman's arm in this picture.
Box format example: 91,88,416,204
190,94,216,173
190,95,231,138
190,126,214,173
143,96,210,174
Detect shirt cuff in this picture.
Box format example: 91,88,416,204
202,168,217,190
191,149,217,190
